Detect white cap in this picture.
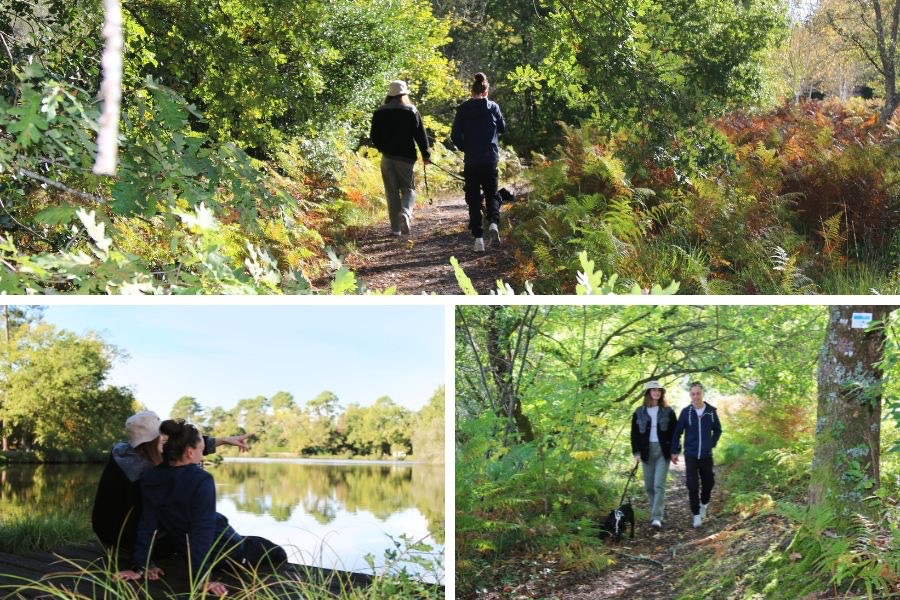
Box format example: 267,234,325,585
388,80,410,97
125,411,161,447
644,381,665,391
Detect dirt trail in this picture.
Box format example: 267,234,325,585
344,190,520,295
558,462,730,600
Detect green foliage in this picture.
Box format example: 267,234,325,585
455,304,839,595
0,314,134,452
438,0,786,153
507,100,900,294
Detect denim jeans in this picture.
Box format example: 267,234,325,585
641,442,670,521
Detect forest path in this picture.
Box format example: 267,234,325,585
558,461,735,600
343,188,520,295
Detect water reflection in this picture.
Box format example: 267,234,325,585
212,460,444,578
0,460,444,581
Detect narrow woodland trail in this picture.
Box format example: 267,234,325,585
344,189,521,295
557,462,740,600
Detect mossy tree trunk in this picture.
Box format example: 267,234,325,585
809,305,896,518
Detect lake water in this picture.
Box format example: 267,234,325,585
0,459,444,582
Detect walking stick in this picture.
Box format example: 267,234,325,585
423,161,432,205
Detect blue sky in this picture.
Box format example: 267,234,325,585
42,306,445,416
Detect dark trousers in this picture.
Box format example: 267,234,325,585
684,455,715,515
463,163,500,238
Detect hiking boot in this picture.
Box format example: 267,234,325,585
651,519,662,529
700,503,709,519
488,222,501,246
474,237,485,252
400,213,411,235
692,515,702,528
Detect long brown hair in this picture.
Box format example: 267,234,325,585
643,388,668,409
134,437,162,465
383,94,412,106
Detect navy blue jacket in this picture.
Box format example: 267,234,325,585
671,403,722,459
451,98,506,166
132,463,242,579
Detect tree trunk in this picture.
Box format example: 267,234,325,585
1,305,7,452
809,305,895,518
486,307,535,444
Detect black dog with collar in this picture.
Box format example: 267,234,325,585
598,501,635,542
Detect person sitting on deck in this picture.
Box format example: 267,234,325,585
91,411,252,555
116,420,287,597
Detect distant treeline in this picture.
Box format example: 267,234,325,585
174,388,444,462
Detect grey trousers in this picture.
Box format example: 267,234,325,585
380,157,416,232
642,442,670,521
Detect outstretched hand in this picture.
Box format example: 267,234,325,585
222,432,254,452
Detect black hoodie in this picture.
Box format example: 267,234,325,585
369,101,431,163
132,462,241,579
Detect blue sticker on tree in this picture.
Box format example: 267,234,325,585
851,313,873,329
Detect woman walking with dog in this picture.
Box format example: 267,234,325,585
671,381,723,528
630,381,677,529
369,80,431,237
451,72,507,252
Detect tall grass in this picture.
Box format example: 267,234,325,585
0,516,443,599
0,513,94,554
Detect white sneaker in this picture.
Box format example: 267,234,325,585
651,519,662,529
700,503,709,519
391,230,402,237
400,213,411,235
693,515,702,528
474,238,485,252
488,222,501,246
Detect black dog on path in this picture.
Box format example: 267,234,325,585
598,501,635,542
598,463,639,542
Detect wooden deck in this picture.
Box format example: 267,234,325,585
0,542,441,598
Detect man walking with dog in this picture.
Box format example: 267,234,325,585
671,381,722,528
631,381,677,530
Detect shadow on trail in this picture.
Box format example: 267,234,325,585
346,191,520,294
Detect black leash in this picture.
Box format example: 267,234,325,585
429,160,466,182
619,462,640,506
423,161,432,205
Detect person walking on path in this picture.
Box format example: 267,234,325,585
369,80,431,237
671,382,723,528
631,381,677,529
451,72,506,252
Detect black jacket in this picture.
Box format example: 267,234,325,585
91,437,217,551
451,97,506,166
630,405,677,462
369,102,430,163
